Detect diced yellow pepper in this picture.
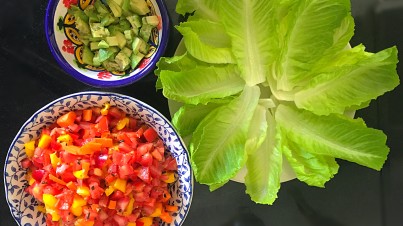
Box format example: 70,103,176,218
71,196,87,217
123,196,135,216
47,209,61,221
162,172,175,183
101,103,110,115
38,134,52,149
113,178,127,193
24,140,36,158
127,223,136,226
105,186,115,196
49,153,60,169
76,186,90,197
57,134,73,145
138,217,153,226
43,194,58,209
116,117,129,130
149,202,162,217
73,169,89,180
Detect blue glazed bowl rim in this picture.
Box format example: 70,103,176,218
44,0,170,88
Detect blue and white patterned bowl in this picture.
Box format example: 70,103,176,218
4,92,193,226
45,0,170,88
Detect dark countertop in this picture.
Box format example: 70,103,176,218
1,0,402,225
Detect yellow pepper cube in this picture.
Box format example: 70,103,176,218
113,178,127,193
73,169,89,180
49,153,60,169
76,186,90,197
38,134,52,149
105,186,115,196
138,217,153,226
162,172,176,183
24,140,36,158
57,134,73,145
43,194,58,209
116,117,129,130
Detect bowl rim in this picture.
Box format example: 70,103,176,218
44,0,170,88
4,91,193,226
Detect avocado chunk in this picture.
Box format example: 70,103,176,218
120,47,133,57
90,23,110,38
115,52,131,71
102,60,121,72
139,24,153,41
114,31,127,49
131,36,149,54
142,16,159,27
129,0,150,15
130,52,145,69
94,0,109,14
98,40,110,48
126,15,142,29
106,0,122,17
82,45,94,65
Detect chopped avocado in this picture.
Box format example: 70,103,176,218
102,60,121,72
121,0,131,16
114,31,127,49
126,15,141,29
130,52,145,69
82,45,94,65
93,52,101,66
142,15,159,27
106,36,119,47
101,13,118,26
106,0,122,17
111,0,124,7
94,0,109,14
129,0,150,15
124,29,134,42
98,48,115,62
90,41,101,51
90,23,110,38
84,5,100,22
120,47,133,57
75,17,91,36
107,24,124,35
119,19,131,31
115,52,131,71
139,24,153,41
98,40,110,48
68,5,89,21
131,36,148,54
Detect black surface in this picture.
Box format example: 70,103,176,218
1,0,402,226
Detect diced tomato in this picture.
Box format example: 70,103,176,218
24,106,178,226
143,127,158,143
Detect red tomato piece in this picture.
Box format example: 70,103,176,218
143,127,158,142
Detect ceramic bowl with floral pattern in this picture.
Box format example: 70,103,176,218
45,0,169,87
4,92,193,226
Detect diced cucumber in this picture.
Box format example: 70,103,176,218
75,17,91,36
98,40,110,48
68,5,89,21
106,36,119,47
129,0,150,15
101,13,118,26
139,24,153,41
84,5,100,22
142,15,159,27
124,30,134,42
130,52,145,69
82,45,94,65
121,0,131,16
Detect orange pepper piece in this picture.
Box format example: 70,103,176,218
56,111,76,128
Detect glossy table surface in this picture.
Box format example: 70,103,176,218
1,0,403,225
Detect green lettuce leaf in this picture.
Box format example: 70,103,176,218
220,0,275,86
172,101,231,137
176,20,236,64
245,110,282,205
245,104,268,155
282,139,339,187
176,0,220,21
275,104,389,170
159,64,245,105
295,46,399,115
272,0,351,91
190,85,260,185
